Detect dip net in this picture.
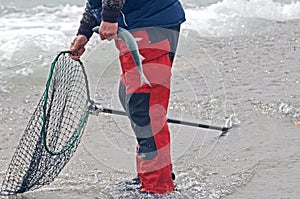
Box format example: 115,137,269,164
0,51,92,195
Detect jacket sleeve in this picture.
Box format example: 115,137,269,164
77,1,99,40
102,0,125,23
77,0,125,40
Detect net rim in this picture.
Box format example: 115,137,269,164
41,51,91,156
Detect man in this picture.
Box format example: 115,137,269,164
70,0,185,194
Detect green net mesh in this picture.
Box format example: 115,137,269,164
0,51,91,195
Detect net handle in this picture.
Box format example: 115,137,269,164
41,51,90,156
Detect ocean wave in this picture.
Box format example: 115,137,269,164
0,5,83,71
183,0,300,36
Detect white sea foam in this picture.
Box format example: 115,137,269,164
0,5,83,70
183,0,300,36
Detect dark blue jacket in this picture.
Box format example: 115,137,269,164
78,0,185,39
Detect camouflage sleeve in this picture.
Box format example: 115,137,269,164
77,1,99,40
102,0,125,23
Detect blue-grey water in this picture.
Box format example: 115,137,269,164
0,0,300,198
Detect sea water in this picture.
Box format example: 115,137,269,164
0,0,300,198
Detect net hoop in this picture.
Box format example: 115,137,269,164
41,51,91,156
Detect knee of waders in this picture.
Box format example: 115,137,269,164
128,93,151,127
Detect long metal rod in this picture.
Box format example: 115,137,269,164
97,107,231,132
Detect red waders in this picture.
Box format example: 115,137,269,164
116,28,179,194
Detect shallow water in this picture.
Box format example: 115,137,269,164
1,0,300,198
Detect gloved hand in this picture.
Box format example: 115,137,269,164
69,35,88,60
